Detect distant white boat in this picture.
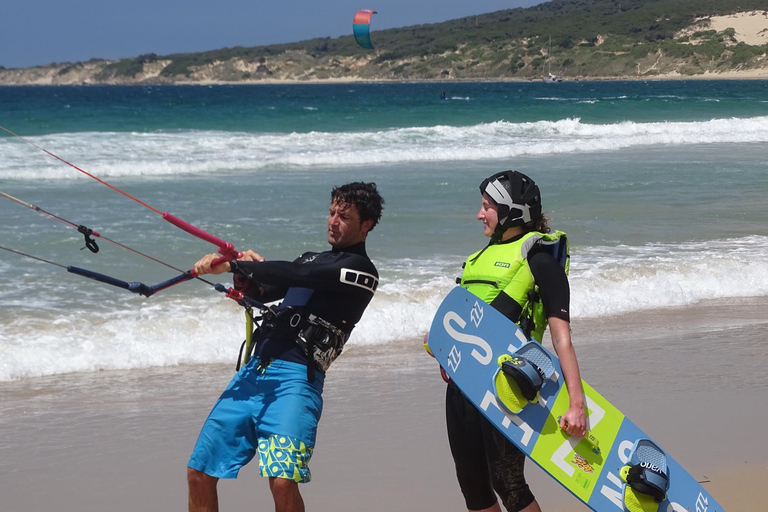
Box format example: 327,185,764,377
543,36,564,83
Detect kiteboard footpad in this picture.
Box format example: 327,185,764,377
493,341,554,413
620,439,670,512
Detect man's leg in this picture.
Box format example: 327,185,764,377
257,360,323,511
188,359,267,510
269,477,304,512
188,467,219,512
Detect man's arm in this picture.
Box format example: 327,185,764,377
193,250,287,302
230,253,375,294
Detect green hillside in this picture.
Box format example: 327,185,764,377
4,0,768,84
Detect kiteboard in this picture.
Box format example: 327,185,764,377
427,286,725,512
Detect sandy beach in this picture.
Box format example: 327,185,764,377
1,296,766,512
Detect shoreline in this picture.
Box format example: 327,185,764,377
2,69,768,87
1,298,766,511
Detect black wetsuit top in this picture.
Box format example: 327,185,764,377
229,241,378,366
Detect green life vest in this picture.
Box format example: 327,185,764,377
459,230,569,342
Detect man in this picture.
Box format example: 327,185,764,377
187,181,384,512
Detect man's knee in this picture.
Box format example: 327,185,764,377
188,467,217,488
269,476,303,509
269,476,299,496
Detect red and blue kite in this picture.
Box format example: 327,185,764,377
353,9,377,50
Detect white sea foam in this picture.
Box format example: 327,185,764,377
2,236,767,382
3,116,768,179
570,235,768,317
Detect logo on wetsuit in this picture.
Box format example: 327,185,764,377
339,268,378,293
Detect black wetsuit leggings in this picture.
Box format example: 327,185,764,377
446,383,536,512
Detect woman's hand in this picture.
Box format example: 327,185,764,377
423,332,435,358
559,406,587,438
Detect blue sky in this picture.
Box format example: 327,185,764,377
1,0,544,69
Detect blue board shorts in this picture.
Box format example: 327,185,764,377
188,357,324,482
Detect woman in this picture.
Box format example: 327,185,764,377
441,170,586,512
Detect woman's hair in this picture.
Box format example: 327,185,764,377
526,213,550,234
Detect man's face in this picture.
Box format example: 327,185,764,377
327,200,372,248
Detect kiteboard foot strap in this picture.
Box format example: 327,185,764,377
493,341,554,414
620,439,669,512
500,355,545,402
624,464,669,502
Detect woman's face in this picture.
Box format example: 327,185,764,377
477,194,498,238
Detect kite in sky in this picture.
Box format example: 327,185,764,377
353,9,377,50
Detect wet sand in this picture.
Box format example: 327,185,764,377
1,297,766,511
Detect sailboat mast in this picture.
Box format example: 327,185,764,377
548,35,552,75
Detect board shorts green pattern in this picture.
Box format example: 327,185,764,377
258,434,314,482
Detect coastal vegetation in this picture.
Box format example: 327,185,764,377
2,0,767,84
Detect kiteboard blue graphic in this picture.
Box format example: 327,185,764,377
427,286,725,512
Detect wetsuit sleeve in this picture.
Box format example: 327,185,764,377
230,252,376,296
232,272,287,303
489,250,570,323
231,254,314,304
528,250,570,322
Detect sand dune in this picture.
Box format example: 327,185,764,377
707,10,768,46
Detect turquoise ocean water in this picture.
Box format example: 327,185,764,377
1,81,767,382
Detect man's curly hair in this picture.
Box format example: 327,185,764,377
331,182,385,231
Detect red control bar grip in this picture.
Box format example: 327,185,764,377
163,213,243,268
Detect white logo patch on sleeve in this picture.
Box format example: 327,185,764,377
339,268,379,293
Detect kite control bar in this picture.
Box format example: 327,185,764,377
162,213,243,269
68,266,196,297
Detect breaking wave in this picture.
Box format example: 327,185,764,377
3,116,768,179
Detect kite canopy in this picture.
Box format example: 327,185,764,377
353,9,377,49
